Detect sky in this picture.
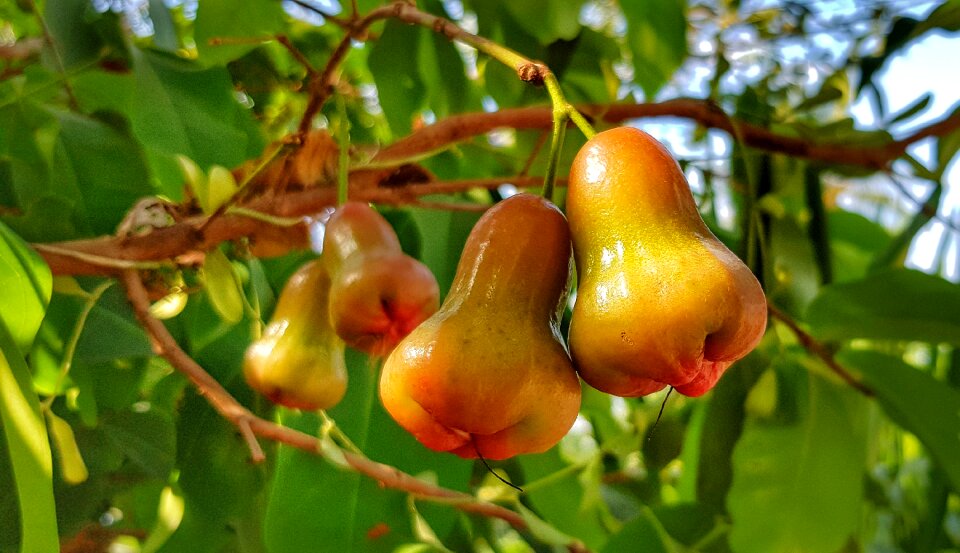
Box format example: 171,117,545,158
849,29,960,279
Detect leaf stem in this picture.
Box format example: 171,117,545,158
336,95,351,206
40,280,113,411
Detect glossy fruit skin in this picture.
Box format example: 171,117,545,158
322,202,440,356
567,127,767,397
380,193,581,460
244,259,347,410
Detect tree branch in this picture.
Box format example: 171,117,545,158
767,304,874,396
34,176,546,276
32,98,958,277
119,268,529,530
375,99,960,170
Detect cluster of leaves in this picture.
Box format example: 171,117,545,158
2,1,960,552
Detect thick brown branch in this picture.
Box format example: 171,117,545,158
34,99,957,277
119,269,528,530
35,176,543,276
767,304,874,396
377,99,960,170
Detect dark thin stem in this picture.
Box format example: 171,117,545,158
647,387,673,442
472,436,523,492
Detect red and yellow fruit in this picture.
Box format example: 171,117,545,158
323,202,440,356
567,127,767,397
244,259,347,410
379,194,581,460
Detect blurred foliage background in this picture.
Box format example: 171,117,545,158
1,0,959,552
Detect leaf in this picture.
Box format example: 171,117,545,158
264,350,471,553
46,410,89,484
369,20,426,137
620,0,687,98
131,49,264,196
0,318,60,553
74,285,154,363
0,219,52,352
519,448,610,551
203,165,238,214
193,0,285,65
43,0,104,69
888,93,932,124
408,205,482,298
203,247,245,324
806,268,960,345
517,503,584,548
159,391,265,553
53,110,156,235
727,370,868,553
601,508,675,553
838,349,960,491
101,407,176,478
692,347,769,511
500,0,586,45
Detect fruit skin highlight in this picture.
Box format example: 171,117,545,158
379,193,581,460
322,202,440,356
244,259,347,411
566,127,767,398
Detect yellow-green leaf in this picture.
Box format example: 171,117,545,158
45,410,89,485
203,248,244,323
205,165,238,214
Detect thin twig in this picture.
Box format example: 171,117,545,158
767,304,874,396
120,268,528,530
276,35,319,77
24,0,78,109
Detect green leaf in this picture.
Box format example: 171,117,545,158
159,391,265,553
621,0,687,98
193,0,285,65
838,349,960,491
202,165,238,214
517,503,584,548
601,508,675,553
369,21,426,137
500,0,586,45
74,286,154,363
131,49,265,196
43,0,104,69
0,318,60,553
692,347,769,511
0,220,52,352
101,407,176,478
264,350,471,553
806,269,960,345
888,93,932,124
203,247,245,324
52,110,156,235
46,410,89,485
408,205,482,298
520,448,610,552
727,370,868,553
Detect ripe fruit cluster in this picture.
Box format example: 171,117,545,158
243,202,439,411
243,127,767,460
